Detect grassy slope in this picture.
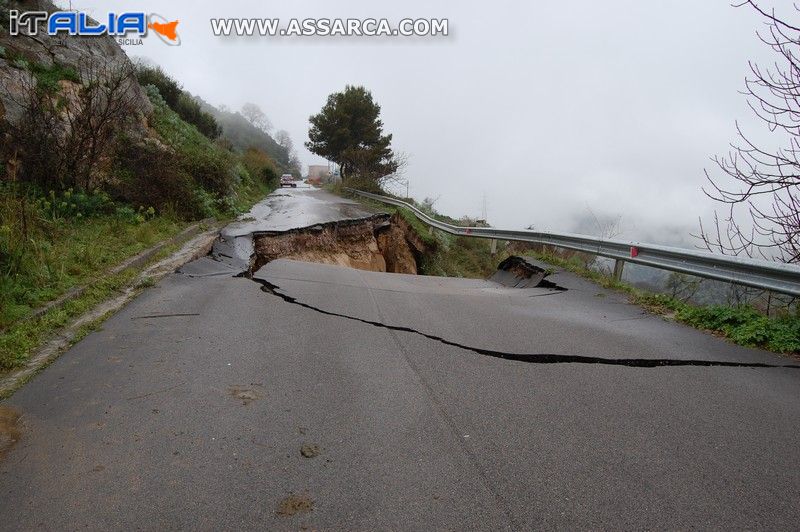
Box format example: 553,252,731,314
147,88,276,216
0,192,186,329
0,245,178,373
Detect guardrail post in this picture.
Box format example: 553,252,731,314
612,259,625,282
490,239,498,255
428,226,434,236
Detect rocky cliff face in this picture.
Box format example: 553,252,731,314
0,0,152,143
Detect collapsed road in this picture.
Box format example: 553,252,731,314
1,185,800,530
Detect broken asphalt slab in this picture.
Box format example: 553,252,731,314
253,259,799,368
185,185,383,275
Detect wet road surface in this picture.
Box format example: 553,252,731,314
182,184,379,275
1,187,799,530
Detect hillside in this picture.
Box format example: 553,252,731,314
195,97,298,174
0,2,288,369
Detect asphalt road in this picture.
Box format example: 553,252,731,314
2,187,799,530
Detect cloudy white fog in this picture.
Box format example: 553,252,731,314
74,0,782,246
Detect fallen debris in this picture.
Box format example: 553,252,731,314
490,256,565,290
300,444,320,458
276,493,314,517
0,406,21,460
229,386,260,405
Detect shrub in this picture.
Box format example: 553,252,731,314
136,64,220,139
180,146,234,198
135,65,181,108
241,147,279,186
34,188,115,220
111,141,202,219
676,304,800,352
192,188,217,218
174,93,221,139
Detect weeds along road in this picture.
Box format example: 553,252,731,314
2,186,800,530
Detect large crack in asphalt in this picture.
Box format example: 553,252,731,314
252,277,800,370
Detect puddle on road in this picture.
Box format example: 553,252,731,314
0,405,21,460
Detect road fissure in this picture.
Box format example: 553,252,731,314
253,278,800,370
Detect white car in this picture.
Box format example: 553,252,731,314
280,174,297,188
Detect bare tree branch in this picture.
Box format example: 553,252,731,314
700,2,800,263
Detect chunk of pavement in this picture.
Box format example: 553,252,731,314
300,443,320,458
490,255,565,290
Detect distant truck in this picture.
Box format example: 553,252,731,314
280,174,297,188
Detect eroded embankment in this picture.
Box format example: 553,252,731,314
251,214,427,275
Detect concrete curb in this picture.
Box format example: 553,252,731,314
0,227,221,399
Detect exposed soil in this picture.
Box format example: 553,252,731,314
252,214,426,275
276,493,314,517
376,223,418,274
0,405,21,460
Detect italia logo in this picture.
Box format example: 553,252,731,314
8,10,180,46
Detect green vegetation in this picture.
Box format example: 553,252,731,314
0,62,282,374
145,87,234,202
241,147,280,184
133,66,298,178
120,84,277,219
307,86,398,183
0,47,80,93
0,184,184,331
627,291,800,353
0,239,182,374
134,64,220,139
29,61,80,93
419,234,498,278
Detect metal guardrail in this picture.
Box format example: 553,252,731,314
346,188,800,297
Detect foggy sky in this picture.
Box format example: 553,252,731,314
71,0,788,246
